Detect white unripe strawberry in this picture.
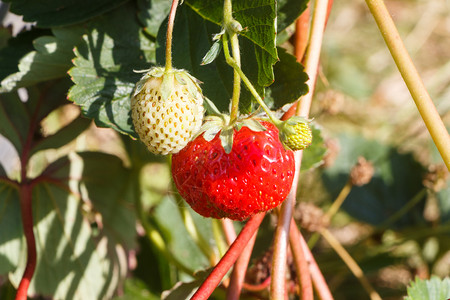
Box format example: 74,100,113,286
131,67,205,155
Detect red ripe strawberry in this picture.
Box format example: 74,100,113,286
171,121,295,221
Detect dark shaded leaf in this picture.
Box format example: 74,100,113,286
301,124,326,171
4,0,129,27
323,134,427,229
68,2,155,136
277,0,309,32
268,48,309,109
0,27,84,93
0,81,69,154
30,116,91,156
0,179,20,275
113,278,160,300
0,28,50,84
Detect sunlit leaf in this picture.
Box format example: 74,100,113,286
405,276,450,300
153,195,210,271
137,0,172,38
68,2,155,136
185,0,278,87
0,152,136,299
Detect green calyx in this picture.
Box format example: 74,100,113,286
133,66,203,101
196,99,267,154
277,116,313,151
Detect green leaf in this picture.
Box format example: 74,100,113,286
162,269,211,300
267,48,309,109
30,116,91,157
153,196,209,272
201,40,222,65
185,0,278,87
301,124,326,171
0,92,30,153
3,152,136,299
0,28,50,84
68,2,156,136
405,276,450,300
137,0,172,38
437,179,450,223
0,180,21,275
323,134,427,229
277,0,309,32
0,27,84,93
4,0,129,27
0,82,69,154
113,278,160,300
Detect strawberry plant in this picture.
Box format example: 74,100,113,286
0,0,450,300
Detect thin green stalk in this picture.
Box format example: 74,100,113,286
320,229,382,300
165,0,179,72
324,179,353,221
222,40,278,124
223,0,241,123
212,219,228,257
308,179,353,249
365,0,450,171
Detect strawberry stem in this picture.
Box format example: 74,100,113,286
222,40,279,126
165,0,179,72
223,0,241,124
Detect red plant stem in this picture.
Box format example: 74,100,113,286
294,226,333,300
289,220,313,300
243,277,272,292
226,229,258,300
289,219,314,300
270,152,302,299
15,183,36,300
191,213,265,300
294,5,310,62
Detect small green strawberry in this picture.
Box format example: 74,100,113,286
278,116,312,151
131,67,205,155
